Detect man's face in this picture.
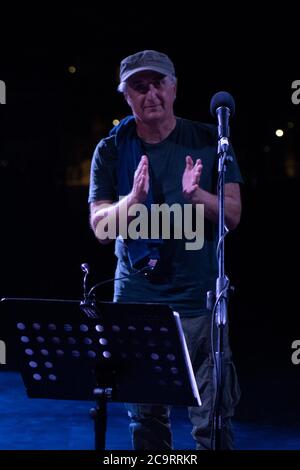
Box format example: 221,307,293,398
125,71,176,123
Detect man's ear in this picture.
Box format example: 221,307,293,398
174,83,177,100
124,92,131,107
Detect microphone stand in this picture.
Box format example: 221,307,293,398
211,137,233,450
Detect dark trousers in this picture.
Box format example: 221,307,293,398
125,314,241,450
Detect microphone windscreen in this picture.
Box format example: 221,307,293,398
210,91,235,117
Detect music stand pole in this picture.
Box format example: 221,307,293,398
89,387,112,451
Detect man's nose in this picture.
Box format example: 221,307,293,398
146,83,157,96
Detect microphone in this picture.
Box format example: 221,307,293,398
79,261,155,319
81,263,89,274
80,263,90,300
210,91,235,153
80,262,98,318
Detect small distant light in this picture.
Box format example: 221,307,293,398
287,122,294,129
263,146,271,153
68,66,76,74
112,119,120,126
275,129,284,138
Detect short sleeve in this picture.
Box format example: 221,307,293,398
88,138,118,203
225,143,244,184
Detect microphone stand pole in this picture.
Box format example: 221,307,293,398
212,138,232,450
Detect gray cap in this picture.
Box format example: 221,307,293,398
119,50,176,83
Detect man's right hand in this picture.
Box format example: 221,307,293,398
130,155,149,203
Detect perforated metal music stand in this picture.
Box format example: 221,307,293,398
1,297,201,450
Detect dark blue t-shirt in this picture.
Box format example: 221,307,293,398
89,117,243,316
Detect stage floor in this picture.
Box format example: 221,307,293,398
0,371,299,450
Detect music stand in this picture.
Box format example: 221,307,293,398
1,297,201,450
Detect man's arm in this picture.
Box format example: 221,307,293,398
90,199,114,245
90,194,139,244
90,155,149,243
182,156,242,230
193,183,241,230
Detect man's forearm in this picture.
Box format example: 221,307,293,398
192,188,241,230
92,193,139,243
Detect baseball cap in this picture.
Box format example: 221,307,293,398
119,50,176,83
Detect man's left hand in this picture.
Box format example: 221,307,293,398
182,155,203,203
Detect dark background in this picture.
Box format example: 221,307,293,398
0,7,299,426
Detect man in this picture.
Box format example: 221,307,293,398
89,50,242,450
